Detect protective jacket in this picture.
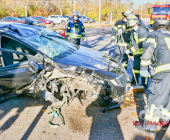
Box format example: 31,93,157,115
111,19,131,47
141,29,170,75
66,20,85,39
130,22,149,55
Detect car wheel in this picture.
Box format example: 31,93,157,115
61,20,66,25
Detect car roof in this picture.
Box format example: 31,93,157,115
31,16,43,17
49,15,61,16
0,22,44,37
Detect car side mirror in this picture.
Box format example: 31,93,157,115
44,62,54,72
28,61,39,74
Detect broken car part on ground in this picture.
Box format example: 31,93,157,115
0,22,128,127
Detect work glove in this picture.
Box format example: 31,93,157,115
111,36,116,42
140,70,150,77
117,29,122,35
111,38,115,42
125,49,131,55
127,44,132,50
82,36,86,41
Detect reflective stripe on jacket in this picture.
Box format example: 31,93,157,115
140,29,170,75
130,21,149,55
66,20,85,39
111,19,131,46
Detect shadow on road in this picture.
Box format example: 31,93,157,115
0,95,51,140
86,101,124,140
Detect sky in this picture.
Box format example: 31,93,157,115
131,0,168,6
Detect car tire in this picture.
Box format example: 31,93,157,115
61,20,66,25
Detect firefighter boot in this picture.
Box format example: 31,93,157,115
135,120,157,136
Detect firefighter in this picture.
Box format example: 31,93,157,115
111,10,134,70
127,15,149,87
66,12,85,45
135,20,170,135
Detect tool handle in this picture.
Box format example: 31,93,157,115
120,34,138,86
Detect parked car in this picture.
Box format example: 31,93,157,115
18,17,45,27
1,17,26,24
30,16,54,27
47,15,68,25
0,22,128,112
79,16,95,23
63,16,70,18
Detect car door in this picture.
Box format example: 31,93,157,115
83,16,88,22
0,35,43,95
36,17,41,22
54,16,59,23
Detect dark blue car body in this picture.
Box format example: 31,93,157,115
0,22,127,104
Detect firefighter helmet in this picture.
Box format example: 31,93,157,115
127,15,139,27
73,12,80,17
122,10,135,17
152,20,170,30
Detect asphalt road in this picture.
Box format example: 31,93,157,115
0,19,170,140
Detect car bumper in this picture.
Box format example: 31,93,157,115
35,23,45,27
45,23,54,28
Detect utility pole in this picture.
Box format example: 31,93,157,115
140,4,142,19
99,0,101,24
74,0,76,12
25,5,28,17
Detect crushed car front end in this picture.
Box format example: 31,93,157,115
0,24,128,107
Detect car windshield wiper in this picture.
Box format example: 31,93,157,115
47,34,64,38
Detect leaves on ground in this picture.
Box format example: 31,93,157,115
131,112,138,116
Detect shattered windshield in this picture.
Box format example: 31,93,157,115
152,7,170,14
25,29,77,60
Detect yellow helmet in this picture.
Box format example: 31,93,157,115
127,15,139,27
123,10,135,17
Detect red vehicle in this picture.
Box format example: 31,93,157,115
30,16,54,27
149,4,170,26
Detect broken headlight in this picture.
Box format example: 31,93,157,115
87,73,104,84
110,73,127,87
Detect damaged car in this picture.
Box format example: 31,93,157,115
0,22,129,121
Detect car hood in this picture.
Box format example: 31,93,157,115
55,46,117,70
46,20,53,22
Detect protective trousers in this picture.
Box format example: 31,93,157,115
114,45,128,70
133,55,148,87
142,72,170,131
70,38,81,46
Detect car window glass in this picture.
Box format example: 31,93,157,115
25,34,76,60
6,17,11,20
0,53,3,67
1,51,28,66
1,36,36,56
36,17,39,20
